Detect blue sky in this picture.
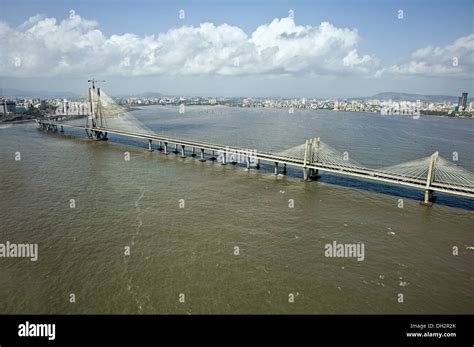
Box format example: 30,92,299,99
0,0,473,97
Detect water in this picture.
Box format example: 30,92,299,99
0,106,472,314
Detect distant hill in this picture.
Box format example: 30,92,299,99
0,88,81,98
367,92,460,103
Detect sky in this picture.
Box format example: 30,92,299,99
0,0,472,97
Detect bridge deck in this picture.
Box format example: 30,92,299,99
37,120,474,200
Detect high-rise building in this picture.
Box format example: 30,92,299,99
0,99,16,114
460,92,468,111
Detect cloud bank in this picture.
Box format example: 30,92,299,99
377,34,474,79
0,14,376,77
0,13,471,80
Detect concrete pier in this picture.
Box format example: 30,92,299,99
163,142,169,155
173,143,179,154
421,190,435,206
274,162,279,175
181,145,186,158
147,139,153,152
230,153,237,165
191,147,196,157
199,148,206,162
220,152,227,165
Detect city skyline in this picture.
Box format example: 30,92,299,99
0,0,473,97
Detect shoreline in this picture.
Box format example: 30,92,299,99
130,104,473,120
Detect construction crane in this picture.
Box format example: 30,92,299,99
87,78,105,90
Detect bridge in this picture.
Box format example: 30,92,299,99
37,121,474,205
36,82,474,205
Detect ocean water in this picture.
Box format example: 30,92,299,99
0,106,472,314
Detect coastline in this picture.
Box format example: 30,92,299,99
129,104,473,120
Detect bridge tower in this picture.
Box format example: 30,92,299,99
421,151,438,205
311,137,320,178
303,139,310,180
86,79,108,141
303,138,320,180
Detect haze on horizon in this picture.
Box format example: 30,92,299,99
0,0,472,98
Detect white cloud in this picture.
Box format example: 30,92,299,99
378,34,474,78
0,14,378,78
18,14,46,30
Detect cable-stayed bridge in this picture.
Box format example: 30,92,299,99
37,121,474,205
275,138,473,203
36,82,474,205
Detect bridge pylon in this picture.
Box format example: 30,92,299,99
303,139,309,180
303,138,321,181
421,151,439,205
86,79,108,141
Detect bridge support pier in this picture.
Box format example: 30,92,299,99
92,130,107,141
199,148,206,162
230,152,237,165
246,156,250,170
421,190,434,205
274,162,279,175
158,141,163,151
173,144,179,154
220,152,227,165
191,147,196,157
256,159,260,170
210,150,216,161
283,164,287,175
181,145,186,158
147,139,154,152
308,168,320,180
163,142,169,155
